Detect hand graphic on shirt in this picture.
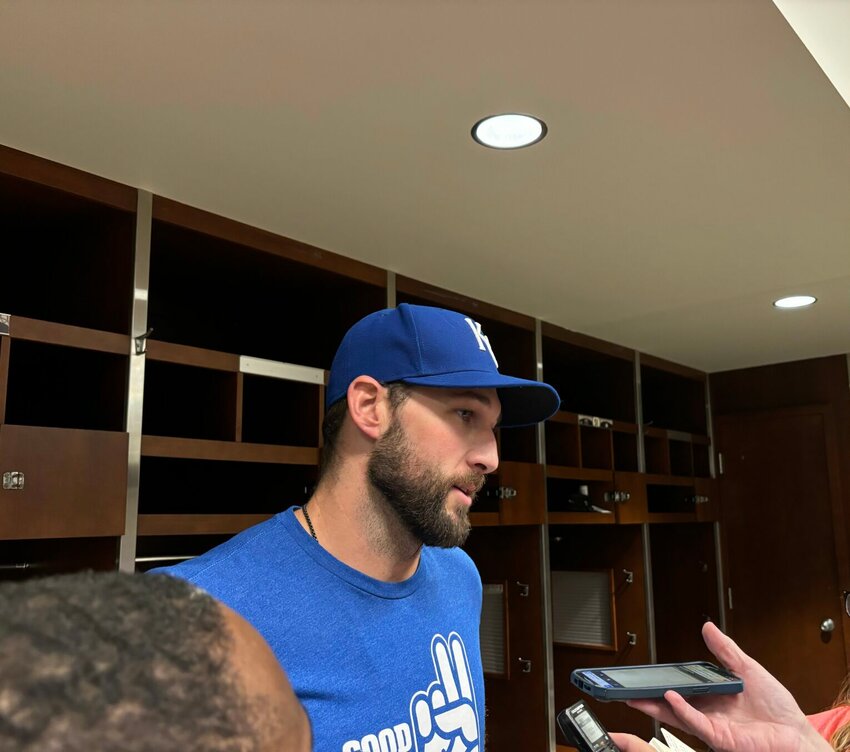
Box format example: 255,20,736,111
411,633,480,752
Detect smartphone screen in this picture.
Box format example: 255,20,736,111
572,661,743,700
601,662,731,687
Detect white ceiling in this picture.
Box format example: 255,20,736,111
1,1,848,372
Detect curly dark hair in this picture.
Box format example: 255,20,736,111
0,572,257,752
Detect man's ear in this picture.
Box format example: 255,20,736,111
346,376,388,440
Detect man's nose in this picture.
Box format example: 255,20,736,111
469,431,499,475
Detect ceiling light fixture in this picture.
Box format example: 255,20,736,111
472,113,547,149
773,295,817,309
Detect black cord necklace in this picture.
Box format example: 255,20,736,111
302,502,318,542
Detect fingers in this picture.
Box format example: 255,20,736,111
701,621,747,674
434,639,460,703
609,732,655,751
450,634,473,701
664,690,714,742
626,698,679,728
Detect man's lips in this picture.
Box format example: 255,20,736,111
452,479,484,505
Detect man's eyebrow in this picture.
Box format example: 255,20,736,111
448,390,503,424
448,390,492,406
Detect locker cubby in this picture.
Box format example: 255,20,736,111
148,220,386,366
643,433,670,475
669,439,694,477
546,477,613,516
693,443,712,478
0,174,134,334
138,457,317,515
612,430,639,472
241,375,320,446
541,333,635,423
497,425,538,464
646,482,697,515
0,537,118,582
641,364,707,434
580,426,613,470
143,360,237,441
545,420,580,467
4,340,127,431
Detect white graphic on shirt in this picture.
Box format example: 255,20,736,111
463,317,499,368
410,633,480,752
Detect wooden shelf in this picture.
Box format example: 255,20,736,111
548,410,579,425
643,474,694,487
141,436,319,465
145,340,239,371
547,465,612,482
647,512,699,524
8,316,129,354
138,513,274,536
470,512,501,527
548,512,616,526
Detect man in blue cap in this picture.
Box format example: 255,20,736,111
156,304,559,752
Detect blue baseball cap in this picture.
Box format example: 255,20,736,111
326,304,561,427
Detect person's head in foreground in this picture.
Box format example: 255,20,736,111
0,572,310,752
319,303,560,548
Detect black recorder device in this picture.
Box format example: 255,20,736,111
557,700,621,752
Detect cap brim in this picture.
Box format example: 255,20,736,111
400,372,560,427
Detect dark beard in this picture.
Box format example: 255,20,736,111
367,416,482,548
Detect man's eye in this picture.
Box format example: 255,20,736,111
457,409,474,422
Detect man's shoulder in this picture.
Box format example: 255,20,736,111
151,513,291,586
425,546,481,589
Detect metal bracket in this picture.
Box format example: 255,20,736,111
516,581,530,597
518,657,532,673
488,486,517,500
578,414,613,430
690,495,710,505
622,569,634,585
626,632,637,646
134,327,154,355
2,472,25,490
604,490,631,503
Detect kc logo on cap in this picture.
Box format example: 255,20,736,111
463,318,498,368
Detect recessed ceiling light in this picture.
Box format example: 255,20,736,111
773,295,817,309
471,113,547,149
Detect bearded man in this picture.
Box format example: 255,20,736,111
156,304,559,752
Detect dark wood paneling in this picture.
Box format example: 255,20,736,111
548,525,653,741
145,340,240,371
152,195,386,286
650,523,719,664
465,526,549,752
11,316,130,354
498,461,546,525
711,356,846,414
137,513,273,536
542,321,634,362
140,436,319,464
0,144,137,211
0,336,8,422
716,407,848,712
0,425,128,539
